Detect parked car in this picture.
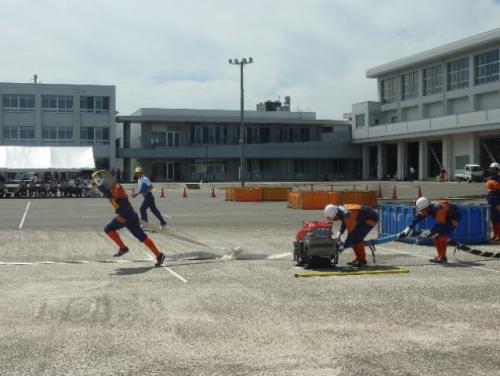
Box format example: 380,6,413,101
454,164,484,182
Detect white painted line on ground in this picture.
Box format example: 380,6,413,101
163,266,188,283
18,201,31,230
142,252,188,283
377,245,500,274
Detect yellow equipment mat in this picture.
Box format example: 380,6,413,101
295,267,409,278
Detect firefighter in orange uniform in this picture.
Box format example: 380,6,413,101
398,197,460,263
91,170,165,267
324,204,378,267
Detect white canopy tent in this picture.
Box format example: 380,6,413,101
0,146,95,171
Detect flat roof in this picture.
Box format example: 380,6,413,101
366,28,500,78
116,108,348,126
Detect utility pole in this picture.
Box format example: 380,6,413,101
229,57,253,186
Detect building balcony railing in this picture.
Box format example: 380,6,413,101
117,141,360,159
352,108,500,142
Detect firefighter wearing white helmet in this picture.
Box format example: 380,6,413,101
397,196,460,263
324,203,378,268
415,197,431,211
132,166,167,229
486,162,500,241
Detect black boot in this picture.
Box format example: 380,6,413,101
155,252,165,267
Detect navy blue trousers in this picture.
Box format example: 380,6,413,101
140,192,166,225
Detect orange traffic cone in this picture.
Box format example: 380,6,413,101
211,187,216,198
160,187,165,198
182,186,187,198
416,185,422,199
378,184,383,199
391,185,398,199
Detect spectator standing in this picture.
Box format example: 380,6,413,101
438,167,447,183
409,166,416,183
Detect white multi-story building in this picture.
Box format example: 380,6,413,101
352,28,500,180
0,81,116,170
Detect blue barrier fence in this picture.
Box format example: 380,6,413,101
378,204,490,245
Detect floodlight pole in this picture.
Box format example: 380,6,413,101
229,57,253,187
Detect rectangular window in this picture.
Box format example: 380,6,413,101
474,49,499,85
280,126,303,143
447,57,469,91
41,126,73,143
355,114,366,128
193,126,203,144
2,95,35,112
401,71,419,100
80,96,110,113
80,127,109,144
2,126,35,143
381,77,397,103
42,95,73,112
299,128,309,142
167,131,180,147
151,131,167,146
423,65,443,95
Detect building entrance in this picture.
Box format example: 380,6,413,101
428,141,443,179
480,136,500,167
384,144,398,179
407,142,419,180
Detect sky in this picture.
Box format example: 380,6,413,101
1,0,500,119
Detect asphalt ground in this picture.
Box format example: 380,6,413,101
0,182,499,376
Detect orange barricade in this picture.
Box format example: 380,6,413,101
225,188,235,201
232,187,263,202
287,191,302,208
327,191,341,206
288,190,377,210
340,191,377,208
261,187,290,201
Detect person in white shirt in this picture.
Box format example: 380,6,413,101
132,167,167,228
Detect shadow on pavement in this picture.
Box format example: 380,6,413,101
111,266,154,276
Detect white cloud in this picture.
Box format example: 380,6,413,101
1,0,500,118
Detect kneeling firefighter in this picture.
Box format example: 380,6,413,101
397,197,460,263
324,204,378,267
91,170,165,267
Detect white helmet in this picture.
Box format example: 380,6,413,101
489,162,500,169
324,204,339,219
416,197,431,211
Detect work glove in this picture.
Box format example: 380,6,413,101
418,229,438,239
337,242,345,253
396,226,412,239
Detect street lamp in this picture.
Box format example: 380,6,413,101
229,57,253,186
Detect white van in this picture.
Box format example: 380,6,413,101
454,164,484,182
